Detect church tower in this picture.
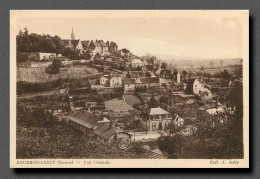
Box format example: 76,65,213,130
71,27,75,40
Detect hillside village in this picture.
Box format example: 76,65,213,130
16,28,243,159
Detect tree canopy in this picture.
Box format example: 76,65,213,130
17,29,65,54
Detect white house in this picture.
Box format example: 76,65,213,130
131,59,144,68
110,75,122,88
186,79,212,98
140,107,173,131
100,75,110,86
100,74,122,88
71,39,84,53
39,53,56,60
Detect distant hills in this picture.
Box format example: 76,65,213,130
155,54,242,68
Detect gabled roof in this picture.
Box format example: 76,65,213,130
98,40,108,47
137,149,166,159
71,40,80,49
123,78,135,84
140,77,159,84
149,108,170,115
81,40,89,49
94,41,102,47
94,123,111,136
187,78,197,85
67,110,101,129
173,114,183,122
98,127,117,140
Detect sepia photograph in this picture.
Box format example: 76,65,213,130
10,10,249,168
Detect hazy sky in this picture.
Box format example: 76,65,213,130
16,16,244,59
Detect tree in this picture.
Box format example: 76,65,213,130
182,70,188,80
46,59,62,74
17,29,65,54
161,62,167,69
148,94,158,108
165,122,178,136
221,69,230,80
157,134,185,158
24,28,29,36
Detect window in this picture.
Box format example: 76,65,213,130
152,123,156,130
165,121,169,127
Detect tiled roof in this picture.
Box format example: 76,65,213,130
94,123,111,136
123,78,135,84
149,108,170,115
140,77,159,84
187,78,196,85
137,149,166,159
67,110,101,129
98,127,117,140
127,146,166,159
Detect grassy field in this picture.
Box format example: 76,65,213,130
123,95,141,106
17,65,99,83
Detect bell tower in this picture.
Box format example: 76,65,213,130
71,27,75,40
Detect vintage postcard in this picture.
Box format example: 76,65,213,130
10,10,249,168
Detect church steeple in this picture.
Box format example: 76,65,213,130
71,27,75,40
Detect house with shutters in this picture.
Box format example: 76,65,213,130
140,107,173,131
